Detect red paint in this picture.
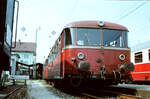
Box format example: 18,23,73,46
131,63,150,81
43,47,131,79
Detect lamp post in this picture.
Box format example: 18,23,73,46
34,26,41,79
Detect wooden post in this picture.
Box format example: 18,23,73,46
13,79,15,85
29,66,30,79
24,80,26,85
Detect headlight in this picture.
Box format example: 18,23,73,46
77,52,85,59
98,21,104,27
119,54,125,61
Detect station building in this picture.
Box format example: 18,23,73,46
11,41,36,75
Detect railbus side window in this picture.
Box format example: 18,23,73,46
64,28,72,47
64,28,75,47
148,49,150,61
48,52,53,64
53,44,57,58
58,38,61,53
55,41,58,55
51,47,56,60
135,52,143,63
125,32,128,47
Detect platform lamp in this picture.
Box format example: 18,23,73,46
34,26,41,79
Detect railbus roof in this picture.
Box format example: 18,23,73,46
65,20,128,31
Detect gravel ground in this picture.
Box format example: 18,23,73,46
27,80,80,99
117,84,150,91
117,84,150,99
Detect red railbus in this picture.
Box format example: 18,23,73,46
43,21,134,87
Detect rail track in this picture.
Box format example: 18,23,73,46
82,93,143,99
81,88,144,99
0,85,27,99
79,85,146,99
45,81,150,99
55,84,146,99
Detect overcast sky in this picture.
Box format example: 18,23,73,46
14,0,150,63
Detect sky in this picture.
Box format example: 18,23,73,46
13,0,150,63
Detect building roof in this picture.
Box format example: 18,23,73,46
12,42,36,53
65,20,128,31
11,53,20,58
131,40,150,52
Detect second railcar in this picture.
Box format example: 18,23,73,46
131,41,150,83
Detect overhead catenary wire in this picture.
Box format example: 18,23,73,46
116,1,147,22
65,0,79,23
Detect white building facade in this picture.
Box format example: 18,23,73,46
11,42,36,75
11,53,20,75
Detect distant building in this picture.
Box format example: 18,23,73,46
12,41,36,65
11,41,36,75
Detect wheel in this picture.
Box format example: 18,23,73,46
70,78,82,87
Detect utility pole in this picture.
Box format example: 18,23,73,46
34,27,41,79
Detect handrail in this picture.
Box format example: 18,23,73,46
11,0,19,48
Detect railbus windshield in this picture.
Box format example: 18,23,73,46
64,28,128,48
103,29,128,47
76,28,128,47
77,28,100,46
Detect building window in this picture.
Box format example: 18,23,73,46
24,61,28,64
135,52,143,63
20,60,23,63
11,58,15,66
24,54,29,59
149,49,150,61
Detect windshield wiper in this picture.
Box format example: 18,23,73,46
85,33,90,45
